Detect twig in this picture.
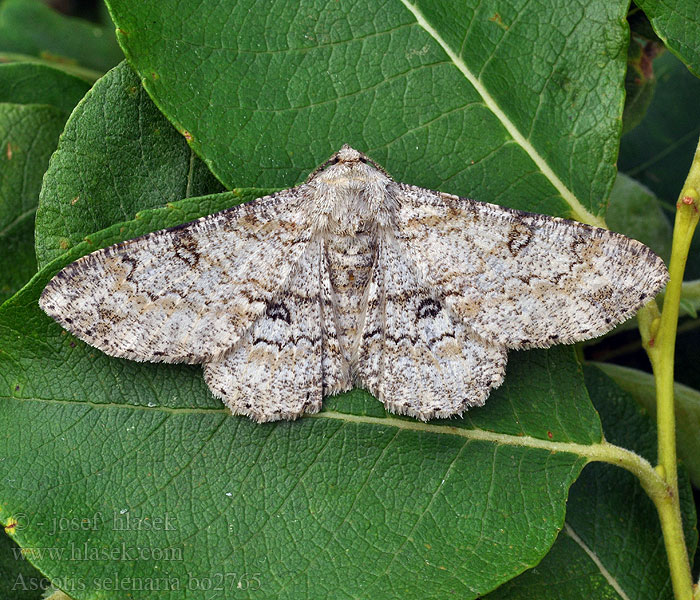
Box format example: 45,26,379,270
639,134,700,600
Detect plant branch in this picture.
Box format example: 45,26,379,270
640,134,700,600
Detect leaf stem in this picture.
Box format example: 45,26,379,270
641,134,700,600
318,409,688,568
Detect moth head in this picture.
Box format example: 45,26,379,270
336,145,363,163
307,145,393,184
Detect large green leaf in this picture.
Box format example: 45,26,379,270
106,0,631,225
0,0,122,78
23,43,614,596
486,365,698,599
35,61,225,269
635,0,700,77
2,190,602,597
0,103,66,304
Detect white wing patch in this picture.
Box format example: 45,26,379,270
40,189,312,363
204,241,350,422
40,145,669,422
394,184,669,349
357,236,507,421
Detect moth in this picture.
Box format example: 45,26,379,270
41,146,668,422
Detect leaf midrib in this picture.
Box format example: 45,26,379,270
399,0,607,228
564,522,632,600
0,207,36,238
2,394,604,455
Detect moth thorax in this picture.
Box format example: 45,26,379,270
313,189,375,235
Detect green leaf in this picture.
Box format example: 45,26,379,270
593,361,700,488
0,0,122,78
0,64,92,305
35,61,225,269
106,0,631,225
0,62,90,112
485,365,698,599
0,104,66,304
677,280,700,318
1,186,607,598
606,172,672,263
485,530,627,599
0,104,66,229
635,0,700,77
0,204,37,306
